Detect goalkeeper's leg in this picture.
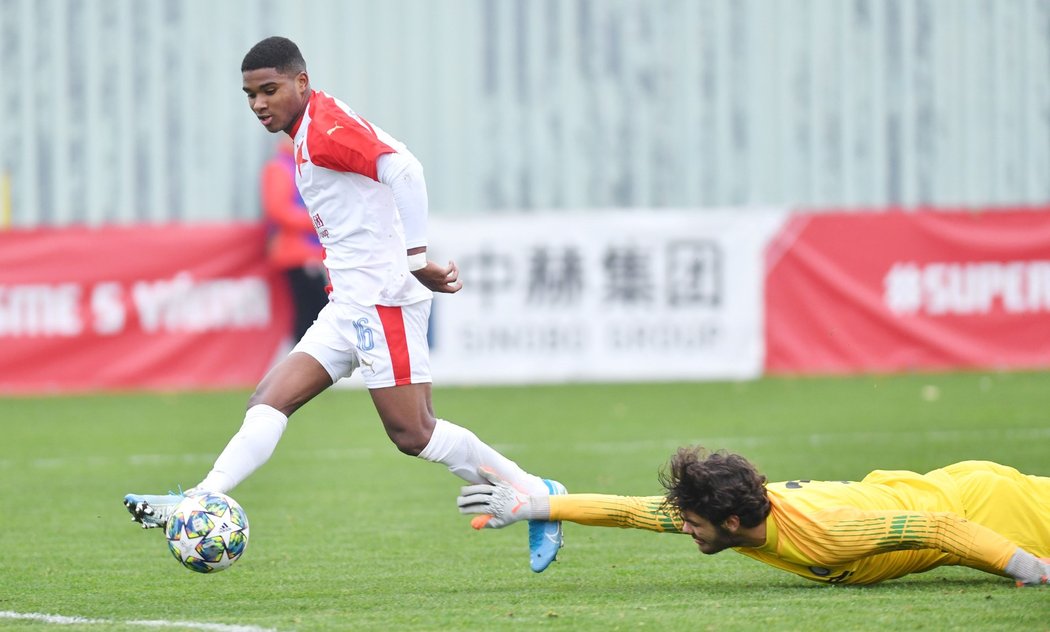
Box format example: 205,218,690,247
940,461,1050,556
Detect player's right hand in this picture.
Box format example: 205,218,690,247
457,466,534,529
411,259,463,294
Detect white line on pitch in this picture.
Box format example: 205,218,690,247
0,610,279,632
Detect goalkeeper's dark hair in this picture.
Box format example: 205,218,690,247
242,36,307,75
659,446,770,528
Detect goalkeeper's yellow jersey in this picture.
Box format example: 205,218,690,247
547,461,1050,585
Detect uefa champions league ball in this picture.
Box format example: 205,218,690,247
165,492,249,573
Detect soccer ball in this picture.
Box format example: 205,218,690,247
165,492,250,573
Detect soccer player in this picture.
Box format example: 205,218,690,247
124,36,565,573
458,447,1050,585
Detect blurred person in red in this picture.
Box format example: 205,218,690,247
261,135,330,343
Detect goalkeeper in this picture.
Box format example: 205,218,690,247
458,447,1050,586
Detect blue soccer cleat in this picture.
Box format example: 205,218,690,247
528,478,567,572
123,491,187,529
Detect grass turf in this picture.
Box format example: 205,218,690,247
2,371,1050,630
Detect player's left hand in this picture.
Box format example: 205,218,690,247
411,259,462,294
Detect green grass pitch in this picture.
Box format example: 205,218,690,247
2,372,1050,630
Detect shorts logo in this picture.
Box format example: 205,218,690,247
353,318,375,351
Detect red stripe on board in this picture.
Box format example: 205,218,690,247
375,305,412,385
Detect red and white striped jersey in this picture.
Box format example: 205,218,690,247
289,90,431,307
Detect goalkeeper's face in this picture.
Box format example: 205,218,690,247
680,510,743,555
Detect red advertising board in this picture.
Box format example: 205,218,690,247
765,208,1050,374
0,224,292,393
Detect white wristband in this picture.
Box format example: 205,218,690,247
529,494,552,521
407,252,427,272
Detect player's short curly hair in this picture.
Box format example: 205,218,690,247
242,36,307,75
660,446,770,528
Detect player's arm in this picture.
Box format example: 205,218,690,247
797,507,1049,585
307,113,460,293
375,152,460,293
548,494,683,533
376,152,427,251
457,467,682,533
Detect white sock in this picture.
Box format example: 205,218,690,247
418,418,547,496
196,404,288,494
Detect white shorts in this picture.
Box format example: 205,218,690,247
291,299,433,389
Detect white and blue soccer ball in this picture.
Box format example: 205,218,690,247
165,492,249,573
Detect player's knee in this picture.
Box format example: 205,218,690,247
389,429,429,456
385,416,436,456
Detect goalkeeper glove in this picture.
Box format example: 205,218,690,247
1004,549,1050,586
457,466,551,529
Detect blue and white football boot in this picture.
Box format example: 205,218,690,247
123,492,186,529
528,478,567,572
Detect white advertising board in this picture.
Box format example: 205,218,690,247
421,209,787,385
